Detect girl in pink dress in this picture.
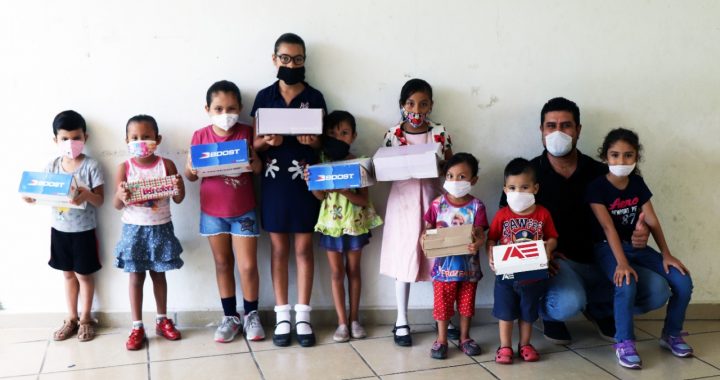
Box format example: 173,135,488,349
379,79,453,346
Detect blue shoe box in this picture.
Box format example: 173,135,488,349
190,139,251,177
307,157,375,191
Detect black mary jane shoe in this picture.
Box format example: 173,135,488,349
295,321,316,347
272,320,292,347
392,325,413,347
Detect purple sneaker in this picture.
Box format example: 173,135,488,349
614,340,642,369
660,333,694,357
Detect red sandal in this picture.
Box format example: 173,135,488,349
495,346,514,364
518,344,540,362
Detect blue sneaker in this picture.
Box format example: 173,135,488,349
614,340,642,369
660,333,694,357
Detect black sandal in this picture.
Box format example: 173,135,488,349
295,321,316,347
272,320,292,347
392,325,412,347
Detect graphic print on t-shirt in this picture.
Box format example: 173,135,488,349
501,217,545,244
608,196,640,226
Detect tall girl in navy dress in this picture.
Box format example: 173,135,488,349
252,33,327,347
587,128,693,369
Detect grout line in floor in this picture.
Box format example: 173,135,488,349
377,362,483,378
36,339,50,376
568,346,623,380
245,335,267,380
348,340,380,378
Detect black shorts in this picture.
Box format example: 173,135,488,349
49,228,101,274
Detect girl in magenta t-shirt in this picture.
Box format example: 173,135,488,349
185,80,264,343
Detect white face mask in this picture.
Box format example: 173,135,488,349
211,113,240,131
545,131,573,157
609,163,636,177
443,180,472,198
506,191,535,213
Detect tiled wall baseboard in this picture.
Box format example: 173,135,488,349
1,304,718,328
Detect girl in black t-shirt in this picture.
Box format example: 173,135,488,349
587,128,693,369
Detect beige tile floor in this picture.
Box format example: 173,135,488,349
2,320,720,379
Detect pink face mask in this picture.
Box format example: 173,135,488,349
58,139,84,159
127,140,157,158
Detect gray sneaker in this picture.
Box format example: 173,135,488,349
351,321,367,339
243,311,266,341
333,324,350,342
214,316,242,343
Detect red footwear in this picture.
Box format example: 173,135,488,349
126,327,146,350
156,318,182,341
518,344,540,362
496,346,514,364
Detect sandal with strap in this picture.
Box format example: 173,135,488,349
53,319,79,341
496,346,514,364
77,321,96,342
518,344,540,362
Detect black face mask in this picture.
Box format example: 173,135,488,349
322,136,350,161
277,66,305,85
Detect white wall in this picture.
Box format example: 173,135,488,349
1,0,719,314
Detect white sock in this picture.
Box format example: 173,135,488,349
132,320,144,330
395,281,410,336
274,304,291,335
294,304,313,335
156,314,167,323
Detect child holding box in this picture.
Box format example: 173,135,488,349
23,110,105,342
486,158,558,364
252,32,327,347
185,80,264,343
114,114,185,350
423,153,488,359
310,111,383,342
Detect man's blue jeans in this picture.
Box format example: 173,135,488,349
594,241,693,341
541,256,672,324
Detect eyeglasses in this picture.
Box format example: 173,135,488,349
275,54,306,65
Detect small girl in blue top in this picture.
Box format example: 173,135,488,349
587,128,693,369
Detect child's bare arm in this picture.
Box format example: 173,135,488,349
468,226,485,253
164,158,185,204
184,152,199,182
641,201,689,274
544,237,558,259
250,147,262,174
113,163,130,210
73,184,104,208
486,239,497,271
337,187,369,207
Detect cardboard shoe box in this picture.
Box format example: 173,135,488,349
306,157,376,191
422,224,474,258
124,175,179,204
190,139,251,178
491,241,549,282
18,171,86,209
372,142,441,181
255,108,323,135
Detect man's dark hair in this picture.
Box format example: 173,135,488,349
540,97,580,125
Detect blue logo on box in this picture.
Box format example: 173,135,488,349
308,163,363,191
19,172,73,196
191,140,249,168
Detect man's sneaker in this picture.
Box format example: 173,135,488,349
333,324,350,342
126,327,146,351
214,316,242,343
155,318,182,340
430,341,448,359
543,320,571,345
660,333,694,357
614,340,642,369
243,311,265,341
583,311,615,342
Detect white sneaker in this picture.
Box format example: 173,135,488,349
243,311,266,341
214,316,241,343
333,324,350,342
351,321,367,339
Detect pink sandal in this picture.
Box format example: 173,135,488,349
518,344,540,362
495,346,514,364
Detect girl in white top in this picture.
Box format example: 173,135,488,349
113,115,185,351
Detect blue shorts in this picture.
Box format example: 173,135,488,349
200,210,259,237
492,278,547,322
319,233,371,252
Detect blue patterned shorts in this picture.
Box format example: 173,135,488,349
319,233,371,252
115,222,183,273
